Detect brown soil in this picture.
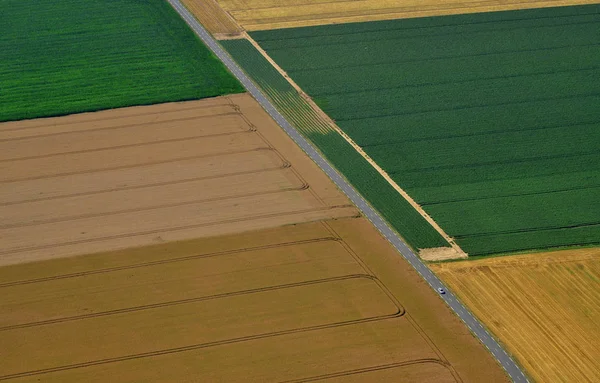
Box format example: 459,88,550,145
214,0,599,30
431,247,600,382
0,94,356,266
0,217,508,382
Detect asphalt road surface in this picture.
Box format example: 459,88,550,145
166,1,530,381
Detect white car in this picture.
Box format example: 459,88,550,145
437,287,446,295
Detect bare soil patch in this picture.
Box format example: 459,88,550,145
0,94,356,266
0,217,507,382
431,247,600,382
421,247,467,261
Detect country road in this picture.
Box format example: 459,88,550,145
165,1,530,381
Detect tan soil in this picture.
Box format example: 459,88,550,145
421,247,467,261
180,0,241,34
431,247,600,382
0,217,508,382
0,94,356,266
215,0,599,30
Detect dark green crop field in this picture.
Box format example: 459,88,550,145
0,0,243,122
251,4,600,256
221,39,448,251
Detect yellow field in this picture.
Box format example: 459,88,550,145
431,248,600,383
0,217,509,382
181,0,241,34
212,0,599,30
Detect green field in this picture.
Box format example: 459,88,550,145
221,39,448,251
0,0,243,122
249,5,600,255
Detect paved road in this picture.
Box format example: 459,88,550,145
166,1,530,381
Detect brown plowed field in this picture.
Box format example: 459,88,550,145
0,217,507,382
431,248,600,382
0,94,356,266
212,0,598,30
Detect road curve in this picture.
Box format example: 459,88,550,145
165,1,529,382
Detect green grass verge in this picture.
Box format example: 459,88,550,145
220,39,448,251
250,4,600,255
0,0,244,122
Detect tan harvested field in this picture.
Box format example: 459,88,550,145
431,248,600,383
181,0,241,35
211,0,599,30
0,93,356,266
0,217,508,382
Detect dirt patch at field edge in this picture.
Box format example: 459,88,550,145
420,247,467,261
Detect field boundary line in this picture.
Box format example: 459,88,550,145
0,311,406,381
0,164,290,207
0,111,243,142
0,147,274,184
243,33,467,258
281,359,451,383
0,204,356,258
0,130,256,163
320,220,462,380
225,93,326,206
233,95,330,208
1,274,394,331
0,237,343,287
0,178,309,230
0,102,235,131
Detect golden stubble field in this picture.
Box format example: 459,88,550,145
204,0,599,31
431,248,600,382
1,217,508,382
0,93,356,266
181,0,242,35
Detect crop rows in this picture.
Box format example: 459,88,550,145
251,4,600,255
431,249,600,381
221,39,448,251
0,0,243,122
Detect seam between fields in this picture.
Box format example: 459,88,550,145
0,204,355,258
